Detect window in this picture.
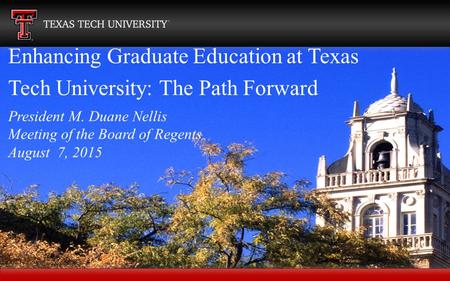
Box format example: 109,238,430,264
433,214,439,236
363,205,384,238
444,213,450,242
402,212,416,235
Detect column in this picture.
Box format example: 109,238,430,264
416,188,426,234
389,192,399,237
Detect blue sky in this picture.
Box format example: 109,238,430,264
1,47,449,202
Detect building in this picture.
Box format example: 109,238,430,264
315,68,450,268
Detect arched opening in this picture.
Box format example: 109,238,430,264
372,141,393,170
363,205,384,238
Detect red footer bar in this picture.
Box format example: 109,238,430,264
1,269,450,281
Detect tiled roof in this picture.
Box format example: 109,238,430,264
364,93,423,116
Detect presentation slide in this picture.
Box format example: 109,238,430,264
1,3,450,281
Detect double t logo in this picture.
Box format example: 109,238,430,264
11,10,38,40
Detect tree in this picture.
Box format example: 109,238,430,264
0,184,173,268
262,225,411,268
0,142,412,268
163,141,411,268
0,230,133,268
60,184,172,248
0,185,75,248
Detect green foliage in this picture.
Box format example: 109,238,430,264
61,184,172,247
0,185,69,231
263,225,411,268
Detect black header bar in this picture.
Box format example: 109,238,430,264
1,3,450,46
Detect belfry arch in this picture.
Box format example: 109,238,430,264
365,138,399,171
371,141,394,170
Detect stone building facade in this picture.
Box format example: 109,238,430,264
316,69,450,268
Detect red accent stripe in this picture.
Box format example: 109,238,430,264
1,269,450,281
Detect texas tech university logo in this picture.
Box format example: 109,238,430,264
11,9,38,40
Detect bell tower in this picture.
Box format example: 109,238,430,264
316,68,450,268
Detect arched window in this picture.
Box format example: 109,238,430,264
363,205,384,238
372,142,393,170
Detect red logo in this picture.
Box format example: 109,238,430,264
11,9,38,40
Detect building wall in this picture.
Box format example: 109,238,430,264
319,183,427,237
348,113,435,172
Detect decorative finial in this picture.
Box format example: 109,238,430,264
407,93,413,111
390,67,398,95
352,100,360,117
428,109,435,123
317,155,327,177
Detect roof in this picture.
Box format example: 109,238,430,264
364,68,424,116
364,93,424,116
327,154,348,174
